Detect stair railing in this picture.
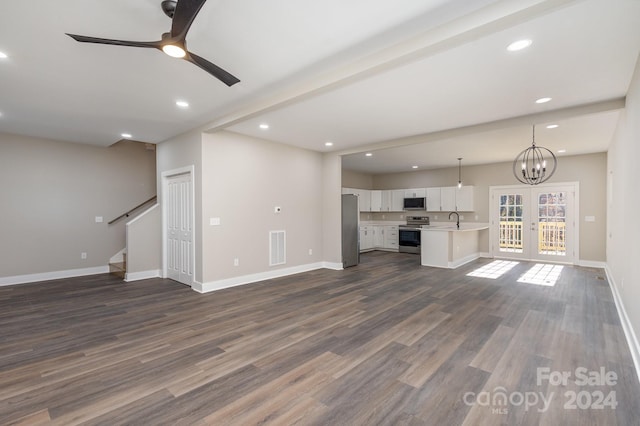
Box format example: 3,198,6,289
108,196,157,225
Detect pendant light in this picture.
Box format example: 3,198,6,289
457,157,463,188
512,125,557,185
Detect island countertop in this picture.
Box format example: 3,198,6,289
421,222,489,232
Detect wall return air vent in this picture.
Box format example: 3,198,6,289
269,230,286,266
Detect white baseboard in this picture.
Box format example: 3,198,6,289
322,261,344,271
197,261,342,294
578,259,606,268
479,252,491,258
448,253,481,269
0,265,110,287
125,269,161,282
604,264,640,384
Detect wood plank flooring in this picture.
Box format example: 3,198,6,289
1,252,638,425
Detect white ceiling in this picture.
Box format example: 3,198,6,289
1,0,639,174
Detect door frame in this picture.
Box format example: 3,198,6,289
489,182,580,264
161,165,196,285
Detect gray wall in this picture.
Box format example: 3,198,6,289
607,54,640,364
0,133,156,279
343,152,607,262
200,131,325,283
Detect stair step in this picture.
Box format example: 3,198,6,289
109,262,126,279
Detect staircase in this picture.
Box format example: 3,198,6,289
109,252,126,279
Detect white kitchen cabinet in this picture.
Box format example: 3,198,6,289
426,186,475,212
441,187,457,211
404,188,426,198
455,186,475,211
360,226,374,251
373,225,385,248
342,187,371,212
370,190,383,212
383,225,399,250
426,187,442,211
390,190,405,211
379,189,404,212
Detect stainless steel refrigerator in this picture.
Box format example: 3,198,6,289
342,194,359,267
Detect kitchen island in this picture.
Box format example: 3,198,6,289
421,223,489,269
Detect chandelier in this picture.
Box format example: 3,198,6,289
512,125,557,185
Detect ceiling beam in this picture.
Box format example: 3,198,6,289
202,0,582,134
335,97,625,156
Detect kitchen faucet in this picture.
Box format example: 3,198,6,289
449,211,460,229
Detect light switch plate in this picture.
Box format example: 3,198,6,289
585,216,596,222
210,217,221,226
95,216,103,223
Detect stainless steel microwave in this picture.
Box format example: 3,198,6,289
403,197,426,210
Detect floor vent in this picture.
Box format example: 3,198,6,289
596,276,605,281
269,230,286,266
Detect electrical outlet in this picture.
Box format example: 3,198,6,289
81,252,87,260
95,216,103,223
475,215,479,221
308,249,313,255
460,215,464,220
234,258,239,266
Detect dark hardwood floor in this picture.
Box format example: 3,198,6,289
1,252,638,425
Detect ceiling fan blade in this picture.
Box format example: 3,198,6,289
171,0,208,39
185,51,240,86
66,33,160,49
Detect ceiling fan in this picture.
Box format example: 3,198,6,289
66,0,240,87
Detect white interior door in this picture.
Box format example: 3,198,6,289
490,184,576,263
165,172,193,285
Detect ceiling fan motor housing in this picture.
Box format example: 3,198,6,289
161,0,177,18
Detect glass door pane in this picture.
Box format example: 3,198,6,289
532,186,574,263
498,193,525,254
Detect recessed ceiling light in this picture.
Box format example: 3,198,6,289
535,97,552,104
259,123,269,130
121,133,132,139
0,51,7,59
558,149,567,153
176,100,189,108
546,124,559,129
325,142,333,147
507,39,532,52
365,152,373,157
412,165,419,169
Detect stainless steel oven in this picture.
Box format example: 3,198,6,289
399,216,429,254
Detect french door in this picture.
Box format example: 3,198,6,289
490,184,577,263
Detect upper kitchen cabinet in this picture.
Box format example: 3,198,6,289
426,187,442,212
404,188,426,198
426,186,475,212
370,190,383,212
455,186,475,212
342,187,371,212
371,189,405,212
389,189,405,212
441,187,457,211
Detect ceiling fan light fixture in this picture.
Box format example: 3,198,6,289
162,44,186,58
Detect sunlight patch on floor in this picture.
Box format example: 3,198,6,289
467,260,519,279
517,263,564,286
